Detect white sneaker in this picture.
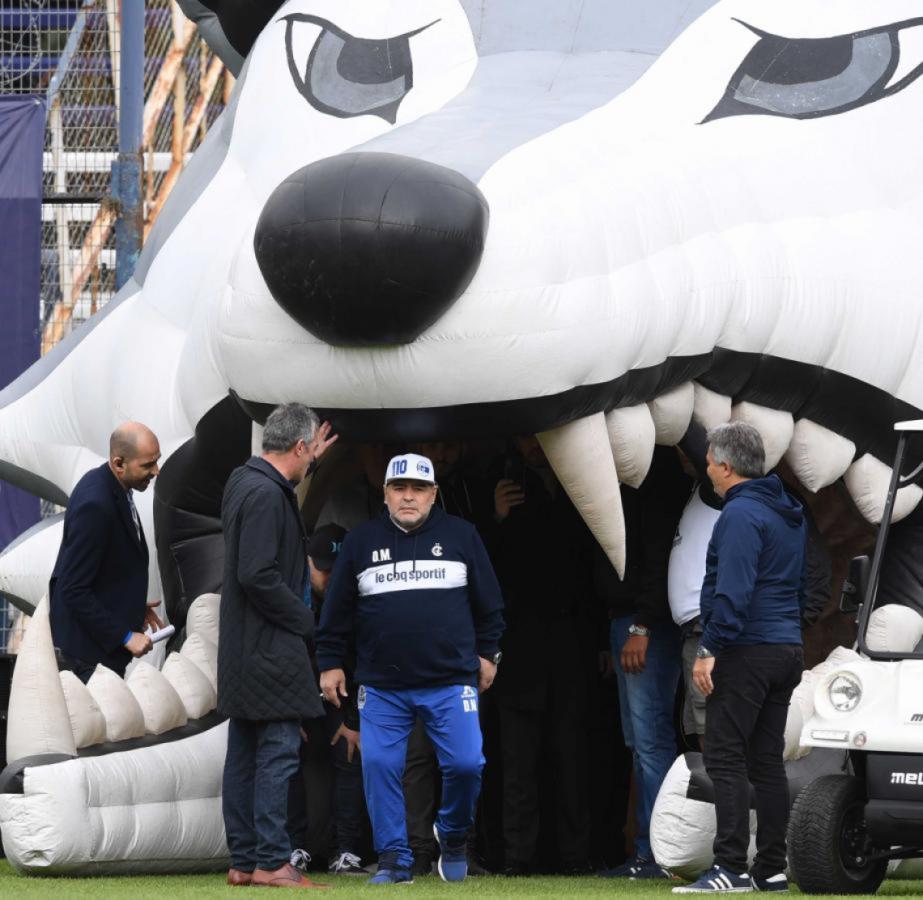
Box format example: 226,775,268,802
329,851,367,875
289,848,312,871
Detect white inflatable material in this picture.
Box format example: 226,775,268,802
185,593,220,646
789,672,816,733
605,405,655,489
650,755,758,881
731,403,794,472
59,672,107,750
538,413,627,577
784,419,856,493
648,383,694,446
180,632,219,691
127,662,189,736
0,722,229,875
692,383,731,431
810,644,861,679
866,604,923,654
162,652,217,720
5,597,76,762
783,701,804,763
86,667,146,743
844,454,923,524
0,518,63,615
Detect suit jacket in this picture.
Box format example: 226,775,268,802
50,463,149,675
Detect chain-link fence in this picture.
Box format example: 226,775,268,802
3,1,231,353
1,1,231,650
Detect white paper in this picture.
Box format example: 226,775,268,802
148,624,176,644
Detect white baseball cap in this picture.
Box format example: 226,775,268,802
384,453,435,485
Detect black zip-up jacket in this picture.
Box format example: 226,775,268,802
316,506,504,689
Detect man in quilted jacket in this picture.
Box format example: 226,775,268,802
218,403,337,889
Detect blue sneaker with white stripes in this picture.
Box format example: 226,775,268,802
673,865,752,893
752,873,788,892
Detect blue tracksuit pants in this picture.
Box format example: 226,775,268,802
360,684,485,871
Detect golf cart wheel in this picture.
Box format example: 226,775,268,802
788,774,887,895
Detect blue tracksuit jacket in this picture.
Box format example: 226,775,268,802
316,506,504,689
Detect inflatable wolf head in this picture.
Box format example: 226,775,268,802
2,0,923,871
4,0,923,611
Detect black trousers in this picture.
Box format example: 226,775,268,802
403,717,439,860
498,684,590,868
703,643,802,879
288,705,365,859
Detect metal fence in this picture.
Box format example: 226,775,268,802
1,1,230,649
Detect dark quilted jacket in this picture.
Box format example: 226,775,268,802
217,457,323,721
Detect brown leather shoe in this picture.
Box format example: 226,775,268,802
251,863,330,889
227,868,253,886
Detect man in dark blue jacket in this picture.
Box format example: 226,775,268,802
50,422,162,681
316,452,504,886
675,422,805,896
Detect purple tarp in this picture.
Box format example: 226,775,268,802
0,95,44,550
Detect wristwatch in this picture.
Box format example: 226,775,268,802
490,651,503,666
696,645,714,659
628,624,651,637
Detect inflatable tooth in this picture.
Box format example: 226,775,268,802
785,419,856,493
538,413,627,578
844,454,923,524
730,402,794,472
5,596,76,761
692,383,732,432
59,672,107,750
605,405,656,489
2,0,923,874
649,383,695,446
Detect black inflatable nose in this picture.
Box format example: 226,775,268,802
254,152,489,346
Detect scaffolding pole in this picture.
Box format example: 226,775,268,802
113,0,143,290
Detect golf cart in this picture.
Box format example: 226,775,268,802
788,420,923,894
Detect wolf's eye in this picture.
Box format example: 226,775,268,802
282,14,437,124
705,17,923,122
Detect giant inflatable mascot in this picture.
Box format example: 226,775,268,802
1,0,922,874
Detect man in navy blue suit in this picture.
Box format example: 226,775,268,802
50,422,163,682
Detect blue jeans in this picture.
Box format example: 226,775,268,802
360,684,484,872
611,616,681,862
223,718,302,871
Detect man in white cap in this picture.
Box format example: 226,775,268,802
316,452,504,886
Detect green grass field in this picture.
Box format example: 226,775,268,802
2,862,923,899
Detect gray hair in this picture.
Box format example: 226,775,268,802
262,403,319,453
707,421,765,479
